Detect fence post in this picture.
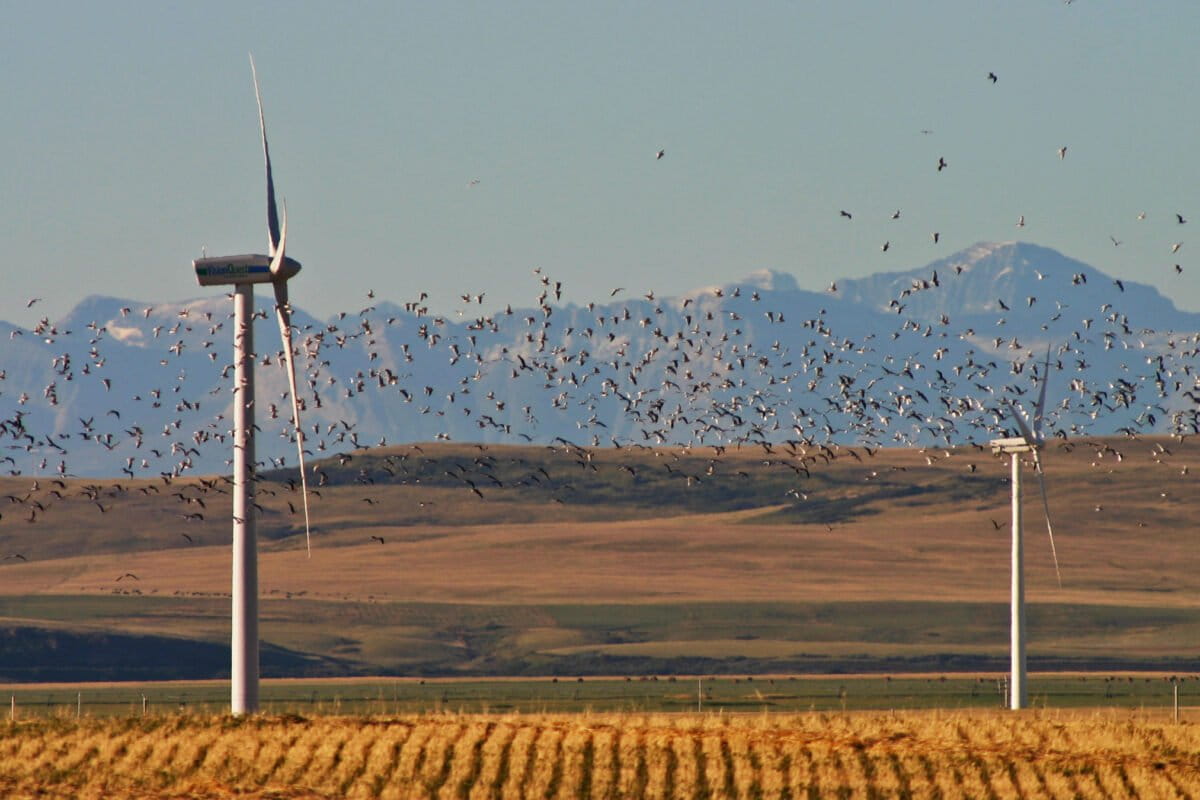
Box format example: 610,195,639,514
9,695,13,721
1174,681,1180,723
76,692,81,719
142,694,148,716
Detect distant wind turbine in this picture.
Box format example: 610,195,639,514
991,346,1062,710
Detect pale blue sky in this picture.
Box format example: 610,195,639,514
3,1,1198,325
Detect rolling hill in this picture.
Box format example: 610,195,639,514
0,437,1196,680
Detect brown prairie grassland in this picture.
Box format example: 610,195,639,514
2,710,1199,799
3,439,1200,682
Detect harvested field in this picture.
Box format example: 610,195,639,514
1,710,1198,798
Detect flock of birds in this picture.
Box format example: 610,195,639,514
1,238,1198,569
2,52,1199,582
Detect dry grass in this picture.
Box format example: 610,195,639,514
2,438,1199,678
2,710,1200,798
1,437,1197,609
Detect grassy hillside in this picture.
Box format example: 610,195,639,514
0,437,1197,679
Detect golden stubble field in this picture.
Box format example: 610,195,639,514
2,709,1199,799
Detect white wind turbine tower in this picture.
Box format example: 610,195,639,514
990,346,1061,711
192,56,312,715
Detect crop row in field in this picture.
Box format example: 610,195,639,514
2,710,1200,799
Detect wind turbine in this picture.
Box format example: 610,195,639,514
192,55,311,715
990,346,1061,710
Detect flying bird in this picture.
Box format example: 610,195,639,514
655,149,665,160
937,157,948,172
1177,213,1187,224
987,72,998,83
1058,146,1068,160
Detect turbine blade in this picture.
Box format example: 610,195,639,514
1033,345,1052,437
1032,449,1062,588
1007,400,1038,448
269,200,289,278
250,54,280,256
266,207,309,556
273,278,311,558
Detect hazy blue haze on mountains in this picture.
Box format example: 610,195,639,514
837,242,1200,330
0,243,1193,477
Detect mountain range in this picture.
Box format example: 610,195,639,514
1,241,1197,477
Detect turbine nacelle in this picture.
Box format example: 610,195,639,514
193,254,301,287
1005,402,1044,451
990,436,1034,455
